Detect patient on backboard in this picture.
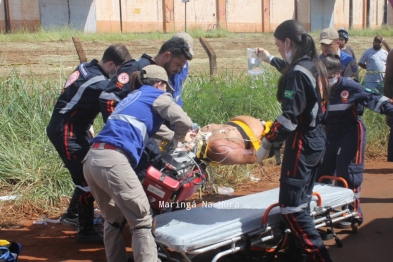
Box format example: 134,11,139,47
188,116,267,165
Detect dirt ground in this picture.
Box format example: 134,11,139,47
1,35,393,261
1,161,393,262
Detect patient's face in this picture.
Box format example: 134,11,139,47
163,55,187,77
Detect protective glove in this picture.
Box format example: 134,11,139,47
256,137,272,164
262,121,273,137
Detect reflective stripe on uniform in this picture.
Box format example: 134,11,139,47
374,96,390,113
99,91,121,102
280,202,308,214
293,64,318,127
59,75,106,114
328,103,354,111
108,114,148,143
77,185,91,192
276,115,297,131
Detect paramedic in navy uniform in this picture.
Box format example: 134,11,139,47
316,54,393,228
46,44,131,243
83,65,193,262
98,35,193,180
256,20,332,262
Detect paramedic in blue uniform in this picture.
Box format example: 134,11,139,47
316,54,393,227
83,65,193,262
46,44,131,243
170,32,194,107
256,20,332,262
319,27,359,81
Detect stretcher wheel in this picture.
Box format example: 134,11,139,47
351,220,359,234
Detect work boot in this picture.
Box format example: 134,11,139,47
59,212,79,229
76,203,103,244
60,187,82,228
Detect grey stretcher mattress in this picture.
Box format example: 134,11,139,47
155,183,355,253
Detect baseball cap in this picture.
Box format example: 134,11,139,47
142,65,173,91
172,32,194,56
320,27,339,45
374,35,384,43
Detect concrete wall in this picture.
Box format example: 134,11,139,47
0,0,392,33
173,0,216,32
0,0,40,32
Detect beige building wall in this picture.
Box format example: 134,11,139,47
0,0,392,33
173,0,216,32
0,0,40,32
352,0,365,29
121,0,163,33
270,0,295,31
369,0,385,28
96,0,121,33
297,0,311,31
226,0,262,32
334,0,350,29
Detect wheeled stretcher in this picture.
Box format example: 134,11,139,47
155,177,360,262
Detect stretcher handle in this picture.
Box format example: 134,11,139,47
317,175,349,188
262,203,279,225
312,192,322,206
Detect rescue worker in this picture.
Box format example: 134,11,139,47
99,36,193,181
319,27,359,80
338,28,356,59
316,54,393,228
256,20,332,261
99,36,193,121
83,65,193,262
170,32,194,107
46,44,131,243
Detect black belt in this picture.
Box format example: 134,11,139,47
225,121,251,149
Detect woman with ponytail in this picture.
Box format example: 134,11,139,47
256,20,332,262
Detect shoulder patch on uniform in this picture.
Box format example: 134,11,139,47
117,72,130,85
283,90,295,99
64,71,80,88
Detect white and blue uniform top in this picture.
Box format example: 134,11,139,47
91,85,192,168
358,47,388,83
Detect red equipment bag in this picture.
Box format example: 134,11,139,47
143,166,180,211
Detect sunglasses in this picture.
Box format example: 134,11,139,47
168,45,192,59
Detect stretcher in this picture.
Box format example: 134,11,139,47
155,176,360,262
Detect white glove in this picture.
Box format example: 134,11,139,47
256,48,273,63
256,138,272,164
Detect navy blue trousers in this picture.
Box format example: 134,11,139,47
278,127,332,262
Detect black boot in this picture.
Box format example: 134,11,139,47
76,202,103,244
60,188,80,228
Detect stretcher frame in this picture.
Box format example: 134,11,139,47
155,176,360,262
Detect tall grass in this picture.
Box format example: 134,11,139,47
0,70,73,215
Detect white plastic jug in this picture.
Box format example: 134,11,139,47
247,48,263,77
